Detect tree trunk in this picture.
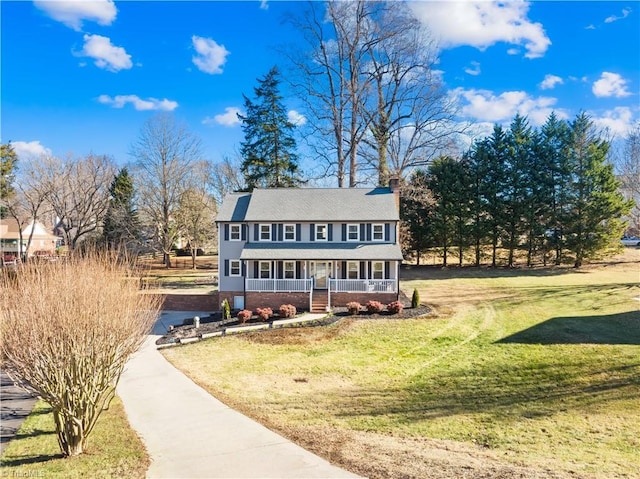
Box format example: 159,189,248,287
54,410,85,457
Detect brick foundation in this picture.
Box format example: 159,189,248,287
153,293,219,311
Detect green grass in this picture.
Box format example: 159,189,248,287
0,398,148,478
162,262,640,477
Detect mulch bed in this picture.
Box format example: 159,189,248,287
156,300,431,346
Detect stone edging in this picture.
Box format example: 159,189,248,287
157,315,326,349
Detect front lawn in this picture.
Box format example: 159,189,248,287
0,398,149,478
161,251,640,479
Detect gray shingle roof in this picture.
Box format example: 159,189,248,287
218,187,399,222
239,242,404,261
216,193,251,222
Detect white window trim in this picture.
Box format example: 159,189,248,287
347,261,359,279
347,224,359,242
372,223,384,242
259,261,271,279
284,261,296,279
284,224,296,242
315,224,328,241
372,261,385,279
230,259,241,277
230,224,241,241
259,224,271,241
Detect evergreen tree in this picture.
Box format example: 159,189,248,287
0,143,18,218
428,156,471,267
564,113,633,267
503,115,532,267
103,167,141,250
465,143,492,266
400,170,434,264
538,113,572,265
483,125,509,266
239,66,302,189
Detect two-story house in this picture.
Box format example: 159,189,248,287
216,183,404,312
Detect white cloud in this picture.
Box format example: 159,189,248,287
585,24,596,30
409,1,551,58
539,74,563,90
260,1,269,10
34,0,117,31
192,36,230,74
591,107,637,137
204,107,242,127
98,94,178,111
10,140,52,160
464,61,481,76
592,72,632,98
77,34,132,72
288,110,307,126
605,8,631,24
452,87,568,126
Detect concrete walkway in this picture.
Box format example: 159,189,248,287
118,311,362,479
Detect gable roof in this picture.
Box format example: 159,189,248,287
217,187,399,222
0,218,60,240
216,193,251,222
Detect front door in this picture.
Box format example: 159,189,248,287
313,261,328,289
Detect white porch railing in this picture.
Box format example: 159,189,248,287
329,279,397,293
245,278,313,292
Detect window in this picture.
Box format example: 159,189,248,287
259,224,271,241
230,225,241,241
230,260,241,276
372,261,384,279
284,224,296,241
259,261,271,279
347,224,359,241
372,224,384,241
284,261,295,279
315,224,328,241
347,261,359,279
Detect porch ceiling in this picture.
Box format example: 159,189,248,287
239,242,404,261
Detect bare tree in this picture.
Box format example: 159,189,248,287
617,123,640,234
287,1,461,187
0,253,161,457
4,159,52,260
174,160,218,268
131,113,203,268
36,153,115,250
210,155,246,205
286,1,373,187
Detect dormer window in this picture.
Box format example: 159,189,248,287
315,224,328,241
259,224,271,241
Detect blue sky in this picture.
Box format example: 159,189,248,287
2,0,639,172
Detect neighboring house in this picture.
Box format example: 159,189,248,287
216,182,404,312
0,218,61,259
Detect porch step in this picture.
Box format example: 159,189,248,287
311,290,329,313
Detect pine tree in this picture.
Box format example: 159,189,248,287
0,143,18,218
564,113,633,267
103,167,141,250
239,66,302,189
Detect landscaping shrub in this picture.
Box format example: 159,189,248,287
346,302,362,315
387,301,404,314
0,252,161,457
237,309,252,324
278,304,297,319
256,307,273,321
366,300,385,314
411,288,420,308
221,298,231,320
